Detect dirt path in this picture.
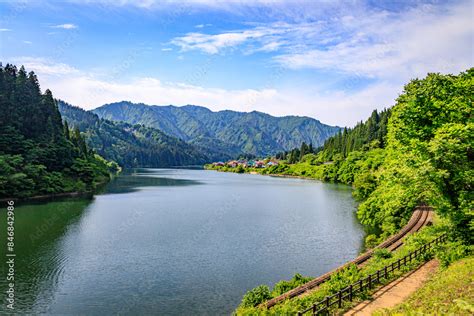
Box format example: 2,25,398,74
344,260,439,316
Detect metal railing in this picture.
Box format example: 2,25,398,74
297,233,447,315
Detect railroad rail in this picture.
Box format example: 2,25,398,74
297,233,447,315
264,206,433,309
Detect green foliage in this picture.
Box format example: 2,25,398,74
434,240,472,268
271,273,313,297
358,69,473,241
319,109,390,160
234,68,473,314
240,285,272,308
373,248,392,260
0,63,116,199
268,69,472,242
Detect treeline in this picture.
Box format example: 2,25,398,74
319,108,390,160
234,68,473,314
58,101,229,168
275,142,315,163
241,69,473,244
275,109,390,163
278,108,390,164
0,63,118,198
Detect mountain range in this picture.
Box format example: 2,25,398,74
93,101,341,157
58,101,231,168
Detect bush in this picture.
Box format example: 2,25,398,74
365,234,379,249
435,240,472,268
272,273,312,296
373,248,392,260
241,285,272,308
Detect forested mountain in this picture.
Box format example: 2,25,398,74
93,101,341,156
58,101,230,168
0,64,118,198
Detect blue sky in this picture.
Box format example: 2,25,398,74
0,0,472,126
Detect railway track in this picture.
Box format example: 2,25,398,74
264,206,433,309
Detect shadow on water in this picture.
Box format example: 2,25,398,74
98,169,203,195
0,198,93,314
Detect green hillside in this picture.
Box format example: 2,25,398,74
92,102,341,156
0,64,118,198
58,101,231,168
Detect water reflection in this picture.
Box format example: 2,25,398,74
100,169,202,194
0,199,92,313
0,169,364,315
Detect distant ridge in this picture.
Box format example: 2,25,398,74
93,101,341,156
58,101,231,168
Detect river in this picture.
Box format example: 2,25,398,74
0,168,365,315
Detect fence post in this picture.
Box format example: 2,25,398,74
326,296,330,310
377,270,380,283
312,303,316,315
398,258,401,270
349,284,353,302
384,266,388,279
368,274,372,289
338,291,342,308
359,279,363,291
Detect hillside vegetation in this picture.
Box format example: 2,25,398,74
230,68,473,314
93,101,341,157
218,69,473,244
377,256,474,315
0,64,119,198
58,101,230,168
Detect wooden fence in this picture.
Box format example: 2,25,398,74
297,233,447,315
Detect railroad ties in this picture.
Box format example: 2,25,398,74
264,206,434,309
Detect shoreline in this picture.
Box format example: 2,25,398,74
0,190,95,205
206,167,339,183
0,176,114,205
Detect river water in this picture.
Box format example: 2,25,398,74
0,169,365,315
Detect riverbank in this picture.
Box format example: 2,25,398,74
0,190,94,204
205,162,339,183
0,171,118,205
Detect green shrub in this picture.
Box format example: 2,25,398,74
373,248,392,260
241,285,272,308
272,273,312,296
365,234,379,249
435,240,472,268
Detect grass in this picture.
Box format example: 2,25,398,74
375,256,474,315
234,223,452,315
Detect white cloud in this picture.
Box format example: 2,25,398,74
170,1,473,82
195,23,212,28
22,40,32,44
10,57,80,76
0,28,11,32
51,23,78,29
275,2,474,80
171,23,293,54
161,47,173,51
15,58,409,126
